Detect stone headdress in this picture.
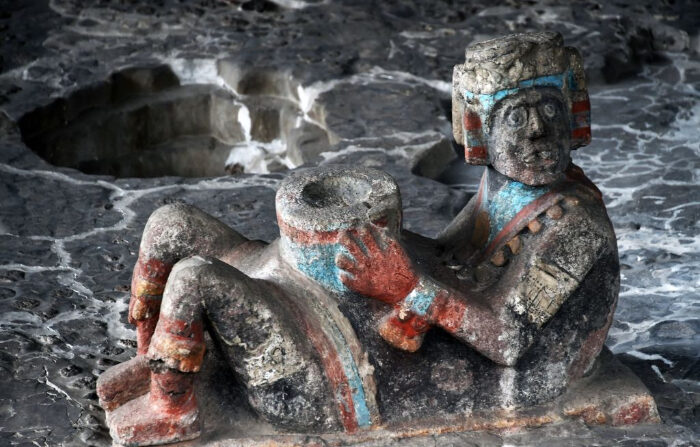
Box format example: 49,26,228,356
452,31,591,165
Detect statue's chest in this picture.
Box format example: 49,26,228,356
469,180,550,250
486,182,550,241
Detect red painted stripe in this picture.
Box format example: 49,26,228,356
465,145,487,160
478,165,602,262
276,289,360,432
481,191,564,262
463,111,482,130
150,315,206,372
156,316,204,341
571,99,590,114
134,256,172,284
277,212,340,245
277,213,389,246
571,127,591,141
385,306,430,338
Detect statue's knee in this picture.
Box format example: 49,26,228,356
140,203,244,261
160,256,214,315
173,256,245,283
171,255,212,275
165,255,213,289
143,203,199,243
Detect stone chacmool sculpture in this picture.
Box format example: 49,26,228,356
97,32,649,446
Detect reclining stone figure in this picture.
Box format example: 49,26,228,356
97,32,633,446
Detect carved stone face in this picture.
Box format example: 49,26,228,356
487,88,571,185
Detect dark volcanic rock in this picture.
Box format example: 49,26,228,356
0,169,122,237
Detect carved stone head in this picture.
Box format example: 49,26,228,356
452,32,591,185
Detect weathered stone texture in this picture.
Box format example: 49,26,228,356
0,0,698,446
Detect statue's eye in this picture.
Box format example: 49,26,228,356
542,101,558,119
506,107,526,128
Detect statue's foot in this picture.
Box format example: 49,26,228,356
107,391,200,446
97,355,150,411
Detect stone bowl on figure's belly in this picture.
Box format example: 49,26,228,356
275,166,402,291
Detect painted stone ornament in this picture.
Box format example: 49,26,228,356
277,166,402,292
97,32,659,446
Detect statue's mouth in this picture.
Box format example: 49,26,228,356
521,148,558,168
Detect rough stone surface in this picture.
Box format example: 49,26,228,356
0,0,698,446
161,346,661,446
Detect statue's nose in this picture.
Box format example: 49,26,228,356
527,107,546,140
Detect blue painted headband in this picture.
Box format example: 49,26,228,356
463,69,578,127
459,68,591,164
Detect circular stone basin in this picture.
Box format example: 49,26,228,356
301,176,372,209
276,166,402,235
18,65,330,178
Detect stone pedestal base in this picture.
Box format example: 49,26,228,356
110,346,657,446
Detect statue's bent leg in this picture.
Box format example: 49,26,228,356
107,257,209,446
98,204,246,411
130,203,247,353
108,256,337,446
196,261,340,432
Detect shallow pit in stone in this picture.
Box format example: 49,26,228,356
301,175,372,208
18,64,330,178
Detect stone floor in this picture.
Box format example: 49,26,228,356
0,0,697,445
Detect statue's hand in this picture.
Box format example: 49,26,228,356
335,225,418,304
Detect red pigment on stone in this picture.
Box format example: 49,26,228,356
565,164,603,200
463,111,482,130
96,355,150,411
338,229,419,304
386,309,430,339
111,371,199,445
571,126,591,142
276,291,361,432
571,99,591,113
612,398,653,425
157,317,204,342
135,256,173,284
568,311,614,379
137,317,159,355
278,213,392,246
465,146,487,161
149,316,206,372
277,214,341,245
130,255,172,327
429,292,467,334
571,99,590,114
150,370,197,415
573,113,589,127
481,191,563,262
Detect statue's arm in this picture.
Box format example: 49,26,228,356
428,209,609,365
337,208,609,366
410,270,557,366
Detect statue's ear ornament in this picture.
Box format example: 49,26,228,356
452,31,592,166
